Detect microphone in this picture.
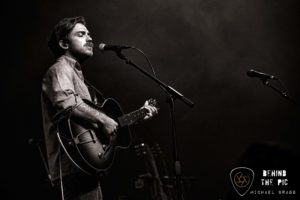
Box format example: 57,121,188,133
98,43,131,52
247,69,278,80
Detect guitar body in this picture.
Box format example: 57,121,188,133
57,98,131,174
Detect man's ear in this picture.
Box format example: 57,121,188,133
58,40,69,50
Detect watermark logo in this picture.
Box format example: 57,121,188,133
230,167,255,196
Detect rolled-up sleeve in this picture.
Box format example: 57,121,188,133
42,65,84,115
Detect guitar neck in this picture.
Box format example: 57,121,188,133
118,108,148,127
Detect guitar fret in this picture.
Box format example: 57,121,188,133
118,99,156,127
118,109,147,127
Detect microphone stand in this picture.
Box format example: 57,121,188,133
262,79,299,106
115,51,194,200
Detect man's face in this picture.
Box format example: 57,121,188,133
66,23,94,61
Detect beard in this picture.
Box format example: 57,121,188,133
70,47,93,63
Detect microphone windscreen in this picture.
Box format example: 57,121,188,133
98,43,106,51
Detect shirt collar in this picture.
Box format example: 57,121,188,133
57,55,85,80
57,55,82,71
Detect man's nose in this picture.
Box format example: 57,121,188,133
86,35,92,41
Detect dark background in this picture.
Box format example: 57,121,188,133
3,0,300,199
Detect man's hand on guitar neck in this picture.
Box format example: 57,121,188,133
141,99,159,120
93,98,158,134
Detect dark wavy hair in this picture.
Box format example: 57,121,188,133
48,16,87,58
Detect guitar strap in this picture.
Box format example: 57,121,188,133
84,79,106,105
70,62,105,105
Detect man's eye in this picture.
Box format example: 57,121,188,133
77,32,84,37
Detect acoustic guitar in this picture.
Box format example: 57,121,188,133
56,98,157,174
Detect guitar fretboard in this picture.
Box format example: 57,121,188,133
118,108,148,127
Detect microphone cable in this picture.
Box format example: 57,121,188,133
129,46,169,95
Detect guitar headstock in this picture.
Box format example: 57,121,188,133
150,143,162,158
134,142,154,160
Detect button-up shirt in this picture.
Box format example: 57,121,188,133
41,55,93,181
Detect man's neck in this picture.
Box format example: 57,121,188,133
64,52,87,65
